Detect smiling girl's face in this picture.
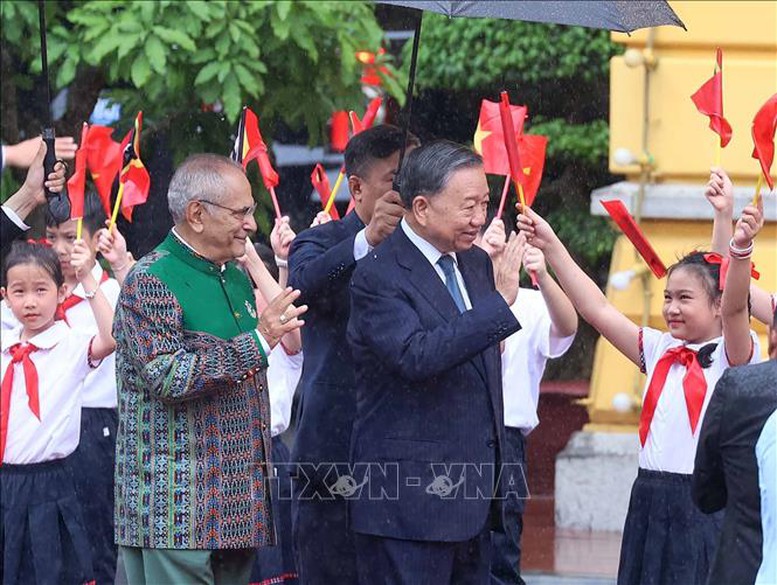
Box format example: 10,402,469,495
662,265,722,344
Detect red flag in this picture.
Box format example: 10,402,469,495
691,48,733,148
311,164,339,220
67,123,89,220
349,97,383,137
473,98,527,176
232,107,279,191
499,91,528,198
84,125,122,216
601,199,667,278
119,112,151,222
751,93,777,190
516,134,548,207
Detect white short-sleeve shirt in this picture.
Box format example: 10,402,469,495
1,264,119,409
639,327,761,474
1,321,94,464
267,347,303,438
755,409,777,585
501,288,575,434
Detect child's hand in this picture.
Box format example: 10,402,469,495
235,237,260,267
705,167,734,215
515,205,558,251
479,218,507,261
271,216,296,261
71,239,96,282
311,211,333,228
96,220,129,266
522,244,548,279
732,198,764,249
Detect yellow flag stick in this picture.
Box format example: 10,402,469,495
715,140,721,168
752,173,763,207
324,169,345,214
109,181,126,230
76,217,83,240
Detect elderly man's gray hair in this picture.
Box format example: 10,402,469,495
397,140,482,208
167,154,244,223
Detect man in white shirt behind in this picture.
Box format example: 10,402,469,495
478,217,578,585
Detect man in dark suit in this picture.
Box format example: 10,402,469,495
287,125,419,584
1,141,66,255
693,309,777,585
347,140,524,584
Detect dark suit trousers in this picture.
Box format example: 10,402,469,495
292,489,357,585
354,527,491,585
490,427,527,585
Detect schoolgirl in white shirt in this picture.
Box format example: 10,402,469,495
0,238,115,585
517,200,763,585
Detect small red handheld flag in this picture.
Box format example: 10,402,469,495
690,48,733,148
67,122,89,221
601,199,667,278
751,93,777,190
118,111,151,222
84,125,122,216
311,164,339,220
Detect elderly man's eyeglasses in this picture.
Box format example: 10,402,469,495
199,199,257,220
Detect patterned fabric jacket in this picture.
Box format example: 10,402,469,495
113,231,273,549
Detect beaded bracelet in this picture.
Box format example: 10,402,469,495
728,237,754,259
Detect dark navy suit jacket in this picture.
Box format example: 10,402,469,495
346,225,521,542
693,359,777,585
288,211,366,479
1,209,26,256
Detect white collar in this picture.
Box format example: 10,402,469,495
400,218,457,269
171,227,227,273
2,321,70,351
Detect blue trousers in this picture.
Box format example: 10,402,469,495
489,427,527,585
69,407,118,585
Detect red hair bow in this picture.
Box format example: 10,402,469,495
25,238,52,248
703,252,760,290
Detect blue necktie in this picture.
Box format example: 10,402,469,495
437,255,466,313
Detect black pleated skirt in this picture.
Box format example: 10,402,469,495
617,468,723,585
0,456,94,585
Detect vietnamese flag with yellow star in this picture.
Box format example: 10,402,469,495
473,99,547,206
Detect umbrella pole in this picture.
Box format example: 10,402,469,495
393,11,423,192
38,0,58,199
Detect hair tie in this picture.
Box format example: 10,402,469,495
26,238,52,248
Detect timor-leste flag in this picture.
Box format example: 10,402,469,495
118,111,151,222
752,93,777,190
691,48,733,148
66,123,90,221
84,125,122,216
231,106,279,191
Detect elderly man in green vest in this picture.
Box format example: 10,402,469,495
113,153,305,585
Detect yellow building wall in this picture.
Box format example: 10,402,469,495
587,1,777,431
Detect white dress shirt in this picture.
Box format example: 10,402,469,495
267,347,303,438
756,409,777,585
1,321,93,464
400,219,472,310
639,327,761,474
502,288,575,433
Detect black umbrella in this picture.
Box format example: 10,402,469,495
38,0,60,201
376,0,686,179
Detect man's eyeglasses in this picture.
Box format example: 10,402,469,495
199,199,257,220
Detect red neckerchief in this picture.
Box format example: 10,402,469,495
639,346,707,447
1,342,40,464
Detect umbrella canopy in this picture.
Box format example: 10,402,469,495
377,1,685,34
376,0,686,183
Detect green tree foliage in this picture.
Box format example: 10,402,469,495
2,0,401,144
